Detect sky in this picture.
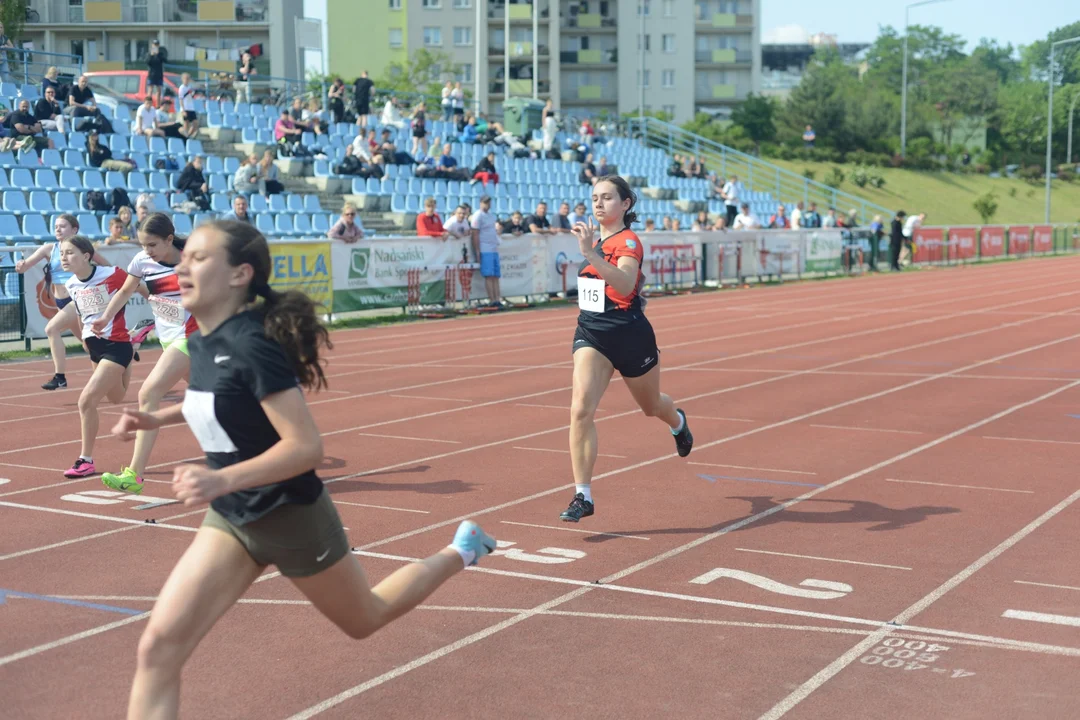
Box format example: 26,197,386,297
761,0,1075,51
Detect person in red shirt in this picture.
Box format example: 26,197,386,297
415,197,447,238
560,176,694,522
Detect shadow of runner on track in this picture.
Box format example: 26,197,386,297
326,464,478,495
583,495,960,544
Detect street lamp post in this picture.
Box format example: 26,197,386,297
1045,36,1080,223
901,0,952,158
1068,91,1080,166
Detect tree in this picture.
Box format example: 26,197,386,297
1022,21,1080,86
0,0,28,44
377,49,465,110
927,59,999,148
970,39,1021,85
863,25,967,96
973,192,998,223
780,48,855,150
730,93,776,153
993,82,1046,158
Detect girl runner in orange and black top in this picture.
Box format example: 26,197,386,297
561,176,693,522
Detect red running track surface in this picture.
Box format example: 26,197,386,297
2,257,1080,719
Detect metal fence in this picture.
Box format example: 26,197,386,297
0,47,84,91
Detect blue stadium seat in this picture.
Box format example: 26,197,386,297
223,156,240,174
249,195,268,213
208,173,228,193
77,213,99,235
2,191,28,215
311,213,330,234
129,136,149,153
9,168,33,188
62,150,87,170
167,138,186,155
83,171,105,190
29,191,54,214
205,156,224,174
255,214,274,235
268,195,286,213
286,194,304,213
274,214,295,235
17,151,38,168
172,214,193,235
127,173,148,193
210,193,231,213
22,214,48,237
0,213,29,242
303,195,322,214
105,171,126,189
293,214,312,235
0,151,15,169
149,172,170,192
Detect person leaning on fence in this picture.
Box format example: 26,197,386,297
416,198,447,239
889,210,906,271
328,202,364,243
901,212,924,267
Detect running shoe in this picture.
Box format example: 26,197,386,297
101,467,144,495
451,520,497,566
130,319,155,345
64,458,96,478
673,408,694,458
560,493,594,522
42,374,67,391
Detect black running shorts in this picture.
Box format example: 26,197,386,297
85,336,134,368
572,318,659,378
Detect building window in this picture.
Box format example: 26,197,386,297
423,27,443,46
662,70,675,87
663,0,674,16
456,63,474,83
637,0,650,15
662,34,675,53
68,0,84,23
453,27,473,46
132,0,148,22
637,34,650,52
662,104,675,117
389,28,403,48
422,0,442,7
453,0,472,7
389,0,402,8
637,70,650,87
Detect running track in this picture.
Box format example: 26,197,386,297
2,256,1080,719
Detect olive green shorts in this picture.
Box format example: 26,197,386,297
201,488,351,577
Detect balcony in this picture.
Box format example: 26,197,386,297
694,49,753,66
487,2,552,23
560,48,617,66
695,13,755,31
488,43,551,59
695,84,750,103
489,78,552,96
560,12,617,32
562,84,617,104
23,0,268,24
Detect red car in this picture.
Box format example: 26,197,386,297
83,70,183,112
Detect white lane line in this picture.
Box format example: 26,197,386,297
1014,580,1080,592
0,612,151,667
389,394,474,403
734,548,912,571
499,520,650,541
982,436,1080,446
515,403,570,410
760,486,1080,719
356,432,462,445
0,500,198,531
332,500,431,515
0,461,66,473
512,446,627,458
691,416,759,422
1002,609,1080,627
810,424,924,435
885,478,1035,494
688,462,817,476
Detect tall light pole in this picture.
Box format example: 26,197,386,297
639,0,646,123
901,0,952,158
1068,90,1080,166
1046,36,1080,223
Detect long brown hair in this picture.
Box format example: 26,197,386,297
595,175,638,229
210,220,332,391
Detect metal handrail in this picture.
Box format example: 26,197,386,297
627,117,896,223
0,47,84,88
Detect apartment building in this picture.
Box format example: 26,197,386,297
324,0,759,124
15,0,305,81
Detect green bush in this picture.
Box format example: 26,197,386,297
973,192,998,224
850,165,869,188
802,168,816,181
824,166,845,189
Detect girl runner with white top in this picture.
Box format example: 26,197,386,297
96,213,194,495
109,220,496,718
62,235,135,478
14,214,111,390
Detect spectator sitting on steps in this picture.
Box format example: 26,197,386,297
526,201,554,235
767,205,790,229
733,203,760,230
220,195,253,224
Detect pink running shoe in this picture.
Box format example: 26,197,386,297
63,458,97,478
131,320,155,345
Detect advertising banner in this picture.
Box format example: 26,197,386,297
1031,225,1053,254
980,226,1005,258
269,242,333,312
22,243,153,339
912,227,944,264
1008,225,1031,256
804,230,844,273
331,238,453,311
947,227,977,261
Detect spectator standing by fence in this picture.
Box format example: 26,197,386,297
353,71,373,130
328,202,365,242
889,210,906,271
470,195,502,308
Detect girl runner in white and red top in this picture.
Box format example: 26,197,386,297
95,213,194,495
61,236,136,478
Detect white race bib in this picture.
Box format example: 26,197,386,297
149,295,183,324
76,285,109,315
578,276,605,313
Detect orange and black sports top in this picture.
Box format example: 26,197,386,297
577,228,646,331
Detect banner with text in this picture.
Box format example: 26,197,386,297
804,230,844,273
980,226,1005,258
947,227,977,261
331,238,454,311
913,227,945,264
269,242,334,313
1008,226,1031,256
1032,225,1053,254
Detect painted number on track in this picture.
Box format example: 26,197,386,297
490,540,586,564
689,568,853,600
859,639,972,679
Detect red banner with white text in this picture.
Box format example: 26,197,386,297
1008,225,1031,256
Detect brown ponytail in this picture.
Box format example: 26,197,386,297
212,220,333,391
595,175,639,228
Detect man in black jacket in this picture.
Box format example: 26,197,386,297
889,210,907,271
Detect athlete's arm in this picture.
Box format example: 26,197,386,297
14,243,51,273
110,402,186,441
583,251,640,297
90,273,142,336
214,387,323,493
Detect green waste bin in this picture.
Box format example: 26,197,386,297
502,98,545,137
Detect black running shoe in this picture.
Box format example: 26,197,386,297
42,374,67,391
560,493,594,522
673,408,693,457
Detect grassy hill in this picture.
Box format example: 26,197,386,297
768,160,1080,226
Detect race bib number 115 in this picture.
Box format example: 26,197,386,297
578,276,605,313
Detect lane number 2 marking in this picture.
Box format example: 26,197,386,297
490,540,586,565
690,568,853,600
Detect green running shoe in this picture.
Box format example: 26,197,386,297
102,467,144,495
